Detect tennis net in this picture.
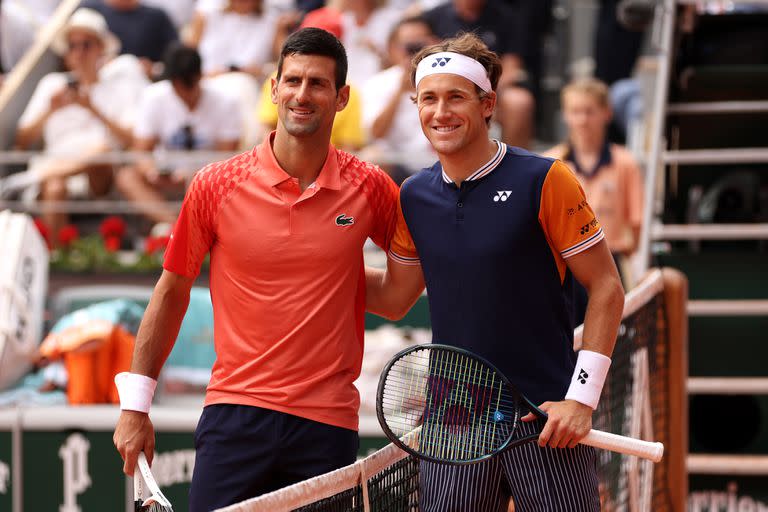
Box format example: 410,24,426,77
218,269,687,512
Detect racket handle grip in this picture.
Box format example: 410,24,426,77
582,429,664,463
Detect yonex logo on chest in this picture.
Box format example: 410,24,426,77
493,190,512,202
432,57,451,67
335,214,354,226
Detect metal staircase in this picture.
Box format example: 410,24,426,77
637,0,768,506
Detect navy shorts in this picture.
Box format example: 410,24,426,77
188,404,359,512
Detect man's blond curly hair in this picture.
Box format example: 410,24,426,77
409,33,501,124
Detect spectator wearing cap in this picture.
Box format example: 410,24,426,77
8,8,148,240
115,43,241,228
185,0,278,79
255,12,365,151
81,0,178,78
360,16,438,183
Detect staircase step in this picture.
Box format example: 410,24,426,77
663,148,768,164
667,100,768,115
688,454,768,475
652,223,768,240
688,377,768,395
689,300,768,316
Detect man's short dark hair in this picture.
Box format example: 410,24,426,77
163,43,201,88
276,27,347,91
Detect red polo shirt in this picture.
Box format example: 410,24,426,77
164,134,399,430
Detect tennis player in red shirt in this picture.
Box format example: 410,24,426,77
113,28,399,511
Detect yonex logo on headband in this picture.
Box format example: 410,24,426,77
415,51,492,93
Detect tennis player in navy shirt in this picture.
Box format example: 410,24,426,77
366,33,625,511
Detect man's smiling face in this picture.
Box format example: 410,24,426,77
272,53,349,139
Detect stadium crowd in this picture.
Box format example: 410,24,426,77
1,3,767,510
0,0,648,245
0,0,652,405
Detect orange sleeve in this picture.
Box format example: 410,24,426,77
539,160,605,261
388,191,420,266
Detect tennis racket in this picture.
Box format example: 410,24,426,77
376,344,664,465
134,452,173,511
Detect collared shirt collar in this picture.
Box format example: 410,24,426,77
257,131,341,190
564,140,612,177
441,139,506,184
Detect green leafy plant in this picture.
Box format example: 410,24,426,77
39,217,172,273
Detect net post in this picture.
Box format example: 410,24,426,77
627,348,645,509
661,267,689,511
639,348,656,510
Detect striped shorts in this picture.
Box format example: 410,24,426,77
419,420,600,512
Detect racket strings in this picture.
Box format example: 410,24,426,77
135,501,174,512
381,349,522,462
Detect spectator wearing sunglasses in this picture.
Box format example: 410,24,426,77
115,43,240,229
360,16,438,183
8,8,147,240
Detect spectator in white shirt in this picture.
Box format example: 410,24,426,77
361,15,437,183
115,43,241,227
340,0,402,86
8,8,147,240
186,0,278,79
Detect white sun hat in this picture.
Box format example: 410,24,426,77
52,8,121,57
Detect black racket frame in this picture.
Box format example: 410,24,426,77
376,343,550,465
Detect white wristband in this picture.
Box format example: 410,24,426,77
564,350,611,410
115,372,157,413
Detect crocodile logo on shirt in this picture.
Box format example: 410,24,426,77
335,214,355,226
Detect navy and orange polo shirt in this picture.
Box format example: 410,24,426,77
164,132,399,431
389,141,604,405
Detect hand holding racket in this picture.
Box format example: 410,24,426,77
376,344,664,465
520,399,595,449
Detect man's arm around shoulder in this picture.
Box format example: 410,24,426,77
365,258,425,321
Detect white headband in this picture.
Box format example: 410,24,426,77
415,52,492,93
